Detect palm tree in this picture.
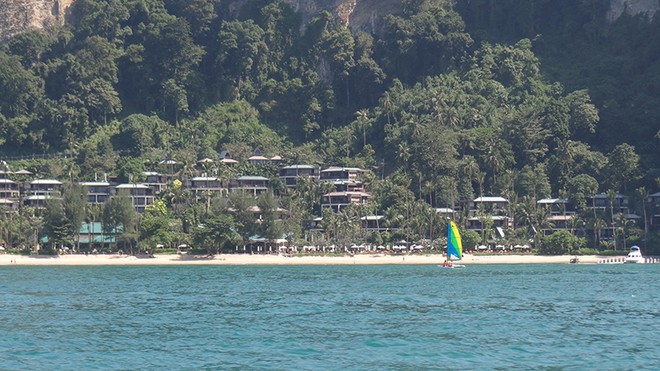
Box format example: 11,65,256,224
555,139,576,189
567,213,584,236
397,142,411,165
614,213,636,250
591,217,607,249
461,155,480,191
354,109,372,148
86,205,102,252
476,205,494,245
636,187,649,244
321,208,341,247
379,91,395,126
476,171,486,197
606,189,618,249
339,207,360,245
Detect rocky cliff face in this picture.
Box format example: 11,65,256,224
0,0,74,41
1,0,658,43
0,0,401,42
0,0,75,41
244,0,402,33
607,0,660,22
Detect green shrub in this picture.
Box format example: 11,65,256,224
540,230,586,255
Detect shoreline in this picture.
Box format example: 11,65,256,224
0,253,609,266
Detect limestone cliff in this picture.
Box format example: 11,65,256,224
1,0,658,43
0,0,401,42
607,0,660,22
0,0,74,41
278,0,402,30
238,0,403,33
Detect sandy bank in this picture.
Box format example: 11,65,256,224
0,253,603,266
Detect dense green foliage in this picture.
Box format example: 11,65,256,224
0,0,658,254
457,0,660,181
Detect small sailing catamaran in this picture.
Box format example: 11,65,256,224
442,221,465,268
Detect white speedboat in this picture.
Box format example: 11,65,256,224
625,245,644,264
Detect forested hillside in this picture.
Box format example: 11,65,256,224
457,0,660,181
0,0,658,253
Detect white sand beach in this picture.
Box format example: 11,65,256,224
0,253,603,266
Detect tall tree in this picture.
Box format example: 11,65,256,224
43,197,72,254
192,213,241,255
63,183,88,252
606,143,640,192
257,191,281,247
102,192,137,254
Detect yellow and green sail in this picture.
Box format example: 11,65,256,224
447,221,463,261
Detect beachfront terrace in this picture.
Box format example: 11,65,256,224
469,196,509,215
537,198,575,216
319,166,366,182
143,171,169,195
467,215,511,231
465,197,512,238
188,176,225,196
279,164,318,187
80,181,111,205
114,183,154,213
361,215,394,232
0,198,18,210
321,191,371,212
23,194,53,208
0,179,20,199
26,179,63,196
587,193,629,213
229,176,269,196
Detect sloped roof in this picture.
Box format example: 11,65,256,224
537,198,568,204
116,183,149,189
281,164,316,170
473,196,508,203
191,176,219,181
80,181,111,186
236,176,269,181
321,166,365,172
323,191,371,197
31,179,63,185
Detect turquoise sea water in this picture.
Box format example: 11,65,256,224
1,264,659,370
